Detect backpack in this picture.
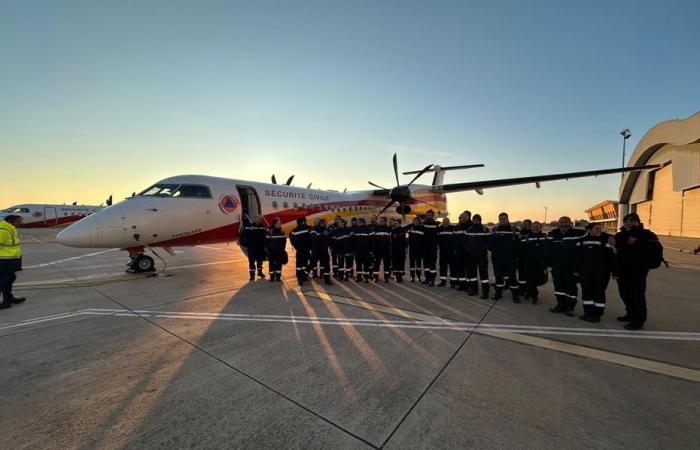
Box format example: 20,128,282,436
647,233,667,269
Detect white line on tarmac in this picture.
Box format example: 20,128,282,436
23,248,119,269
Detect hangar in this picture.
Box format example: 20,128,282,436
619,111,700,238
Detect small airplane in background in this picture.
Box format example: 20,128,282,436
56,154,660,273
2,196,113,228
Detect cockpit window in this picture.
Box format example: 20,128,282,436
137,184,212,199
173,185,212,198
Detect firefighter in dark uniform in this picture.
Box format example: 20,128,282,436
367,215,379,280
490,212,521,302
519,221,548,303
290,217,311,285
352,218,372,282
372,216,392,282
437,217,456,287
407,217,424,282
453,211,471,290
547,216,586,315
421,210,440,286
466,214,491,298
517,219,533,293
390,218,408,282
310,218,333,285
612,213,659,330
329,215,342,278
331,219,353,281
241,215,267,281
265,218,287,282
573,223,616,322
348,217,359,279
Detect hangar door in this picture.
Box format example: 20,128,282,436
635,201,652,228
682,187,700,238
649,164,683,236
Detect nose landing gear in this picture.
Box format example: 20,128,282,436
126,247,156,273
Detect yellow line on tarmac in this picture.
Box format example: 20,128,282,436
482,331,700,383
305,290,700,384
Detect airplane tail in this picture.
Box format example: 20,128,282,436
403,164,484,186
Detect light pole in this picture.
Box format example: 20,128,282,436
620,128,631,168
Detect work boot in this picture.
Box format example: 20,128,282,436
0,303,11,310
549,305,566,313
437,279,447,287
624,322,644,330
579,314,600,323
410,276,416,282
427,276,435,287
396,274,403,283
324,276,333,286
457,281,467,291
298,278,305,286
258,271,266,279
480,284,490,299
364,276,370,283
491,288,502,300
269,275,275,283
616,315,631,322
564,308,576,317
356,275,363,282
512,292,521,303
249,272,255,281
450,281,456,289
275,273,281,282
11,297,26,304
531,296,538,305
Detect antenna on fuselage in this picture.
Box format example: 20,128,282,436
307,183,312,189
285,175,295,186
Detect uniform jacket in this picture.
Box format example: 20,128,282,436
520,231,549,268
391,226,408,255
613,225,659,275
241,222,267,251
406,224,424,251
437,223,455,252
0,220,22,271
547,227,586,269
489,224,520,257
310,225,331,251
421,218,440,250
575,232,615,275
331,227,353,255
265,228,287,254
289,223,311,251
372,225,392,253
352,225,373,254
465,223,490,254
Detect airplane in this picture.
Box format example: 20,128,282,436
2,196,112,229
56,154,660,273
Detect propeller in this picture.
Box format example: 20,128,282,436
106,195,113,207
285,175,295,186
368,153,433,222
271,175,277,184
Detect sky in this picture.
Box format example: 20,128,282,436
1,0,699,222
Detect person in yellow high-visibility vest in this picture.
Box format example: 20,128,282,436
0,215,25,309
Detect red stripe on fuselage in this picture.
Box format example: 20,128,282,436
19,215,90,229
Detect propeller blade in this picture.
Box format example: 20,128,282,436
106,195,113,207
392,153,400,186
406,164,434,187
400,202,407,223
271,175,277,184
285,175,295,186
377,201,395,216
368,181,389,190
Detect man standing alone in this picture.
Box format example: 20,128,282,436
0,215,26,309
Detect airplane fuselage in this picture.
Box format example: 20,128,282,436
2,204,103,228
57,175,447,249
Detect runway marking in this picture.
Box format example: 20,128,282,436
23,248,119,268
482,331,700,383
14,258,248,288
196,245,227,251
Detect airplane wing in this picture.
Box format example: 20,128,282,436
430,165,661,194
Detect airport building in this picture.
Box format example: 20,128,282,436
619,111,700,238
585,200,618,233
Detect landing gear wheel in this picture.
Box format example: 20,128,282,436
132,254,155,273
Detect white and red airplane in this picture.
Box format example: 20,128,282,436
2,197,112,228
56,155,659,272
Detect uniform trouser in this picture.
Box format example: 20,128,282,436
331,250,340,276
517,257,527,291
374,249,391,278
492,254,518,293
452,252,467,286
338,253,354,277
616,271,648,325
295,248,311,280
247,249,265,277
408,247,423,279
268,251,284,276
466,252,490,292
580,271,610,317
311,248,331,277
355,251,370,278
392,251,406,276
551,265,578,310
0,270,17,304
438,249,454,282
423,245,438,280
523,265,545,299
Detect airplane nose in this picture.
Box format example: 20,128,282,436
57,217,95,247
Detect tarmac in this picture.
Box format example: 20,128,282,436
2,229,699,449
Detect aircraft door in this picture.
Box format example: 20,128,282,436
44,207,57,226
235,186,262,225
